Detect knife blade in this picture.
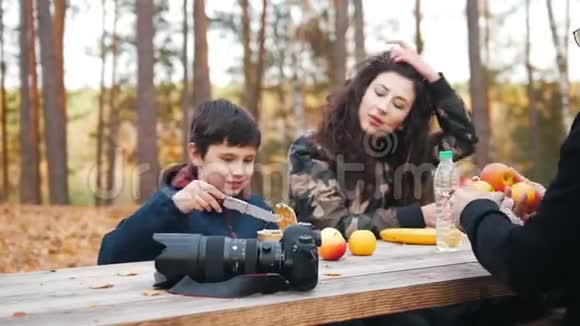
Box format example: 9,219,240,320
222,196,281,223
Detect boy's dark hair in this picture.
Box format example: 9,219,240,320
189,99,261,157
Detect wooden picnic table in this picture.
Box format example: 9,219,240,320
0,240,511,325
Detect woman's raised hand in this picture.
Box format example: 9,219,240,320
387,40,440,83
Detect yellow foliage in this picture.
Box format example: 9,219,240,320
0,204,137,273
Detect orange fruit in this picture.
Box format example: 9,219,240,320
348,230,377,256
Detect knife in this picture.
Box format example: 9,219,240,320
222,196,281,223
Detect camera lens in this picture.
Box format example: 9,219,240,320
211,237,284,280
221,237,258,279
154,234,283,284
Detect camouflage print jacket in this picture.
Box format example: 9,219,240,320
288,75,477,238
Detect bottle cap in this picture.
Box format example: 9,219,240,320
438,150,453,160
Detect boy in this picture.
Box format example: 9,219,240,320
98,99,277,264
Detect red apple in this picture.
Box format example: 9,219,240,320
319,227,347,261
480,163,522,192
511,182,542,213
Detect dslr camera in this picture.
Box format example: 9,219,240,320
153,223,321,292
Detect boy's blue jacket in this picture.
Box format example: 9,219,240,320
97,164,278,264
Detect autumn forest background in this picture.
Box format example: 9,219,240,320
0,0,579,272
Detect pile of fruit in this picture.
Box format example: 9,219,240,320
464,162,542,214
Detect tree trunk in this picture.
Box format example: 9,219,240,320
272,3,290,145
20,0,42,204
19,0,32,203
249,0,267,121
525,0,539,179
546,0,572,134
290,0,305,136
466,0,490,167
19,0,42,204
482,0,491,64
414,0,423,54
240,0,267,121
104,0,119,206
192,0,211,111
291,52,305,136
181,0,190,158
95,0,107,206
353,0,366,62
240,0,255,117
54,0,65,71
331,0,348,90
28,0,40,152
0,0,6,201
136,0,160,203
36,0,69,204
193,0,211,108
54,0,66,127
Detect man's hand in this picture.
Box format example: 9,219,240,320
451,186,520,230
504,168,545,222
509,167,546,197
172,180,226,214
503,187,534,223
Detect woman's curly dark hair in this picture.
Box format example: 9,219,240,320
315,51,435,204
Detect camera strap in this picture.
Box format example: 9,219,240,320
167,273,290,298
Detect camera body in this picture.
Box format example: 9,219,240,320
153,223,321,291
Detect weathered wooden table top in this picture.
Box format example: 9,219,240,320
0,241,511,325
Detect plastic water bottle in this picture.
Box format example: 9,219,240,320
434,150,461,251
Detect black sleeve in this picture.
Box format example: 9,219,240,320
427,74,478,162
460,118,580,295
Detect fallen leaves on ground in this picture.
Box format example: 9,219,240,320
143,289,164,296
12,312,27,317
0,204,137,273
117,271,138,277
89,283,114,289
322,272,341,277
